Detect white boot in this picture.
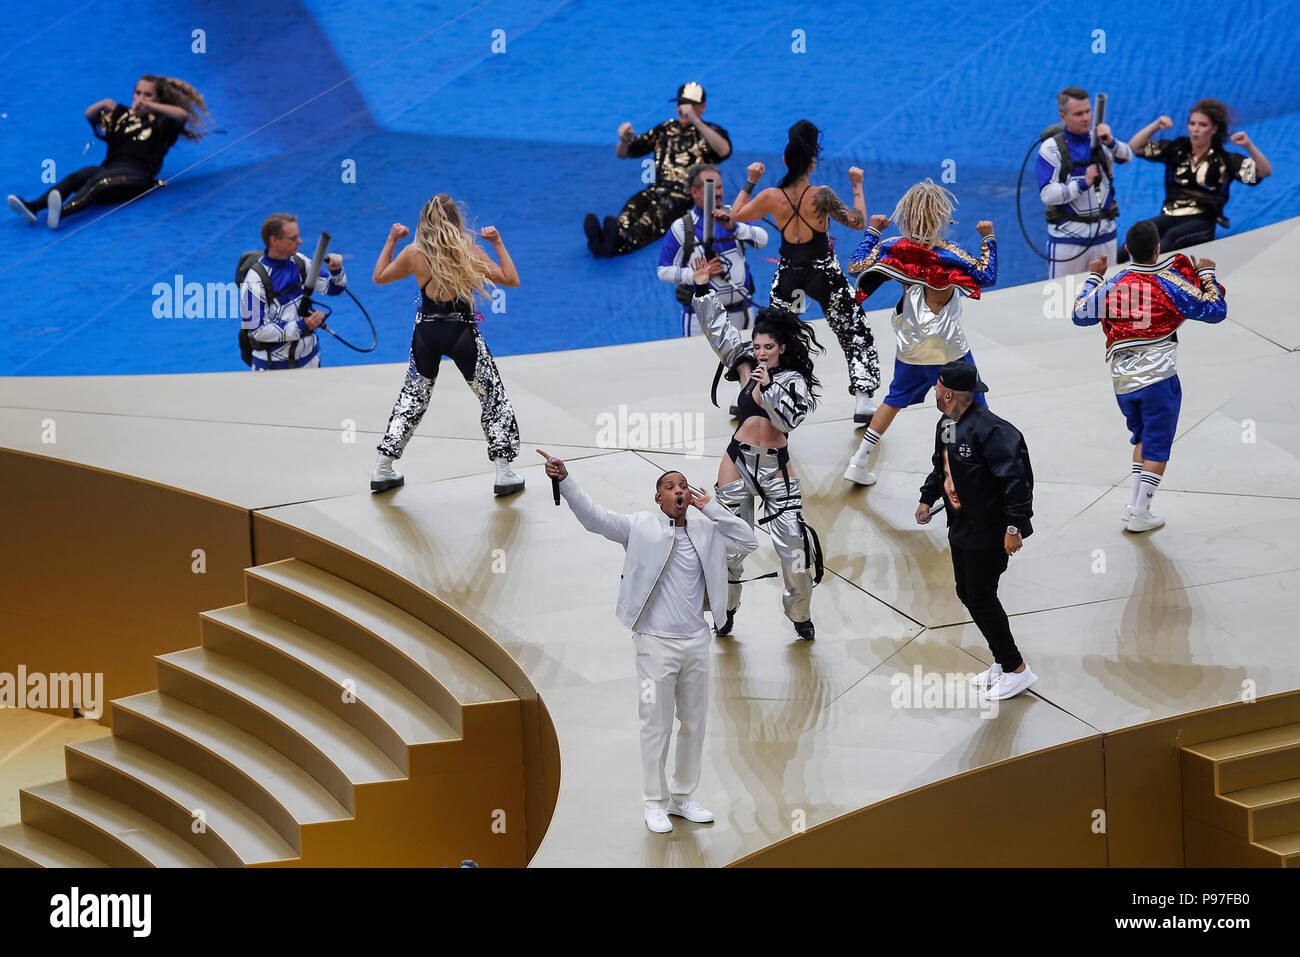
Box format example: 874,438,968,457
371,454,404,492
493,457,525,497
853,393,878,426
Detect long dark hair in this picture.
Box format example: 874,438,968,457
779,119,822,188
140,74,211,141
1189,98,1237,150
753,306,823,400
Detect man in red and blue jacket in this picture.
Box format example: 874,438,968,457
1071,219,1226,532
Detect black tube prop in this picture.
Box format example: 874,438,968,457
298,231,331,317
702,179,715,261
1092,94,1107,204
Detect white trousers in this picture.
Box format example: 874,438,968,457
1047,236,1117,279
633,631,710,804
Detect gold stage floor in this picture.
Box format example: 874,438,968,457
2,219,1298,865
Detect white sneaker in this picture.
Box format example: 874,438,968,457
46,189,61,229
971,662,1003,689
7,195,36,225
666,798,714,823
644,805,673,833
843,460,876,486
493,457,525,497
853,393,878,426
984,666,1037,701
1125,508,1165,533
371,454,404,492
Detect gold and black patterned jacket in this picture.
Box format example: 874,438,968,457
624,119,731,194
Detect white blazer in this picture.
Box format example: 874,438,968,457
559,477,758,633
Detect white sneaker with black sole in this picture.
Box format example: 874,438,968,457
1125,508,1165,533
371,454,404,492
983,666,1037,700
853,393,877,427
666,798,714,823
7,195,36,225
493,458,525,497
46,190,61,229
644,804,673,833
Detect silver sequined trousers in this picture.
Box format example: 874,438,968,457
376,321,520,462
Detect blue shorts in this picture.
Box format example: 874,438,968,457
884,350,988,408
1115,375,1181,462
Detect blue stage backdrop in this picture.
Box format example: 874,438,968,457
1,0,1296,375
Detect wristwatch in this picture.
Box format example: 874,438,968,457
1006,525,1019,536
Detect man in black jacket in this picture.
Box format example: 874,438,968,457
915,361,1038,701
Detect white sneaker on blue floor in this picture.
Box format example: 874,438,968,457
7,195,36,225
983,666,1037,701
644,804,673,833
666,798,714,823
46,190,61,229
971,662,1003,689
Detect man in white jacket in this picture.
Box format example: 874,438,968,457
539,449,758,834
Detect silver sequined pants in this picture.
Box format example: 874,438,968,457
714,443,818,623
377,318,520,462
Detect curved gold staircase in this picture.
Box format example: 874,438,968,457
0,557,539,867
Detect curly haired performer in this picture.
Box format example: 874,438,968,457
688,254,826,640
370,194,526,497
8,74,209,228
843,180,997,486
725,120,880,427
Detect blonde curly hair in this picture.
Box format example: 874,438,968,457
413,194,492,302
891,178,957,247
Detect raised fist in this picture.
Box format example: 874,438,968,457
1156,115,1174,130
479,226,500,243
848,166,864,187
390,223,409,240
747,161,765,182
869,213,890,231
976,220,994,237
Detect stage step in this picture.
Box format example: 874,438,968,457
2,556,532,868
1181,722,1300,867
0,823,108,868
65,735,298,867
19,780,215,867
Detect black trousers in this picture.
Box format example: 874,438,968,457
950,545,1022,671
25,164,155,219
613,185,691,255
1118,213,1216,262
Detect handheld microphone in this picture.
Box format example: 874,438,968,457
549,457,560,506
298,232,332,318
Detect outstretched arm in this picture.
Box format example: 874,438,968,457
690,256,755,378
728,162,772,222
540,451,633,547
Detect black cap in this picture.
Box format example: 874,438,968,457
937,360,988,393
673,82,706,105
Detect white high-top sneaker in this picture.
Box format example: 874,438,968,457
47,190,62,230
493,457,525,497
7,195,36,226
1125,507,1165,533
371,454,404,492
853,393,878,426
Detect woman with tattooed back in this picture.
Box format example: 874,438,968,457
725,120,881,427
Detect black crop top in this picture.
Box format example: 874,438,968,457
734,378,765,425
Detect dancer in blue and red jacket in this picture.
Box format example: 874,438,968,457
843,180,997,486
1071,219,1226,533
